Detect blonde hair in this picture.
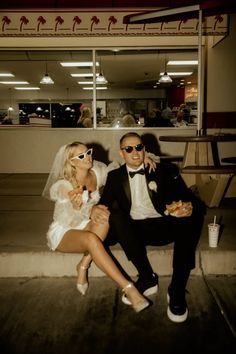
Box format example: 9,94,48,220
122,114,136,127
81,107,91,117
62,141,87,186
78,107,93,127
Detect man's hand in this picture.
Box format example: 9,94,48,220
164,200,193,217
90,204,110,224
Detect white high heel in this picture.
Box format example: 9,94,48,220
76,264,89,295
122,282,150,313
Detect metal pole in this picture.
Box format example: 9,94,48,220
197,9,202,135
92,49,97,129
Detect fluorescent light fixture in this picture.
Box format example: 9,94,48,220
78,81,93,84
71,73,99,77
0,73,14,77
160,72,193,76
167,60,198,65
82,87,107,90
14,87,40,90
78,81,107,85
0,81,29,84
61,62,99,67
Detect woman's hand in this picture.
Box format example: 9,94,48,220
90,204,110,224
68,186,83,210
144,155,156,173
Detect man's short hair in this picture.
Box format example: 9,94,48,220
120,132,142,147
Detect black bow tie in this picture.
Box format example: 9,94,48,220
129,168,145,178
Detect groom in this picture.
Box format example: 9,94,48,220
99,132,206,323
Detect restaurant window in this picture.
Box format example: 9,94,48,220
0,48,198,128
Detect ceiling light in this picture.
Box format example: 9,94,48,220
0,73,14,77
160,71,193,76
14,87,40,90
96,74,108,84
78,81,107,85
8,88,14,112
167,60,198,65
159,72,173,83
60,62,99,67
96,57,108,84
0,81,29,84
78,81,93,84
82,87,107,90
40,62,54,84
40,73,54,84
64,87,71,111
71,73,99,77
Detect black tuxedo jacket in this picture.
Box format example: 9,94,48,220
100,161,206,217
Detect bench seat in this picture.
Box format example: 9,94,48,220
221,157,236,164
181,165,236,174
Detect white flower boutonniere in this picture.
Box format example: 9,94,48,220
148,181,157,192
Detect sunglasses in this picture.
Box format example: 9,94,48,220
121,143,144,154
71,148,93,160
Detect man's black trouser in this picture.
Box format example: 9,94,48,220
108,210,204,282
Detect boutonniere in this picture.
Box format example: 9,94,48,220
148,181,157,192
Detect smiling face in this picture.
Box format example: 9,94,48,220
119,135,145,169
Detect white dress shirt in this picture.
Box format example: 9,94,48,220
127,165,162,220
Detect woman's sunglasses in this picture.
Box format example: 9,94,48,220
71,148,93,160
121,143,144,154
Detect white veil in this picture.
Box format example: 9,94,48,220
42,144,67,200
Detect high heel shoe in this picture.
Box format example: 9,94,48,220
122,282,150,313
76,264,89,295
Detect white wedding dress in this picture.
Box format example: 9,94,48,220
46,160,118,250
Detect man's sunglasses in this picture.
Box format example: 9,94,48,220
71,148,93,160
121,143,144,153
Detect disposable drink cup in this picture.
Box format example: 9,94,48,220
208,223,220,248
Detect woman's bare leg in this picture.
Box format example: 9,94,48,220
76,220,109,285
57,227,149,311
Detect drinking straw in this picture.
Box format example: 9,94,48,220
213,215,216,225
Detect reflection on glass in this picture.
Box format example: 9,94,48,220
0,48,198,127
95,49,198,128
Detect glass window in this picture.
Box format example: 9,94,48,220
0,48,198,128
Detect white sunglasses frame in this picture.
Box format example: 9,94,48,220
71,148,93,161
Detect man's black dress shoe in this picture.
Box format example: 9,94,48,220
136,273,159,296
122,273,158,305
167,286,188,323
